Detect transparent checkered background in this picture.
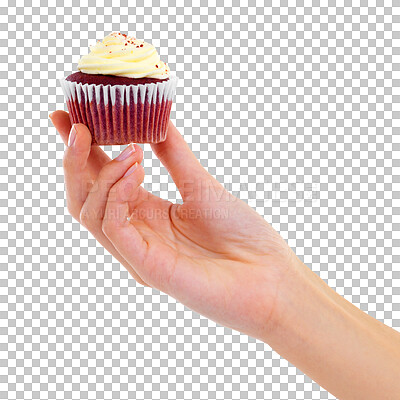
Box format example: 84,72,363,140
1,1,399,399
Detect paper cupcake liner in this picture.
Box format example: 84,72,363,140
59,75,178,144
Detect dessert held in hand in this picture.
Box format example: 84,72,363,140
60,32,178,144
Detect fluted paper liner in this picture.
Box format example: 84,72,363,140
60,75,178,145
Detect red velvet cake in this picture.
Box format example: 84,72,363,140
66,71,169,86
60,32,178,145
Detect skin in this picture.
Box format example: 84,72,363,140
50,110,400,400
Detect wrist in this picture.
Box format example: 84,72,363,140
263,257,344,347
260,257,323,342
259,257,400,399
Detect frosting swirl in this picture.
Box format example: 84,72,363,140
77,32,170,79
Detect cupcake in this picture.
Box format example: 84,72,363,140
60,32,178,145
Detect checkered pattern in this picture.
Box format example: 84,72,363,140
1,0,399,399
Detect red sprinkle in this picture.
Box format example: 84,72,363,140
140,44,143,47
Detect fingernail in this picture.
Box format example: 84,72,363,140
124,162,138,177
68,125,77,147
115,144,136,161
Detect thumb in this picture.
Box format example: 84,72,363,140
151,121,221,201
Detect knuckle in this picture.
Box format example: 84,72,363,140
97,162,115,182
101,217,114,238
106,184,119,202
96,166,108,181
62,151,73,170
66,201,80,222
101,219,108,236
79,207,91,229
80,206,103,232
136,278,150,288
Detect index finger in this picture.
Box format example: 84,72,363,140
49,110,111,170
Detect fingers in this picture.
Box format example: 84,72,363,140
62,124,93,219
77,142,148,286
80,143,143,234
49,110,72,145
49,110,110,168
102,162,149,281
151,121,221,201
52,112,150,286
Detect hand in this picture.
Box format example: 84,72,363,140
50,110,299,340
49,111,148,285
51,111,400,399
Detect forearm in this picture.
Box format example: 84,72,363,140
264,260,400,400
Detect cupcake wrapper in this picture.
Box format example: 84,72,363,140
59,75,178,145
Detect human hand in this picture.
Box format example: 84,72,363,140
50,110,300,340
50,111,400,399
49,111,148,285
